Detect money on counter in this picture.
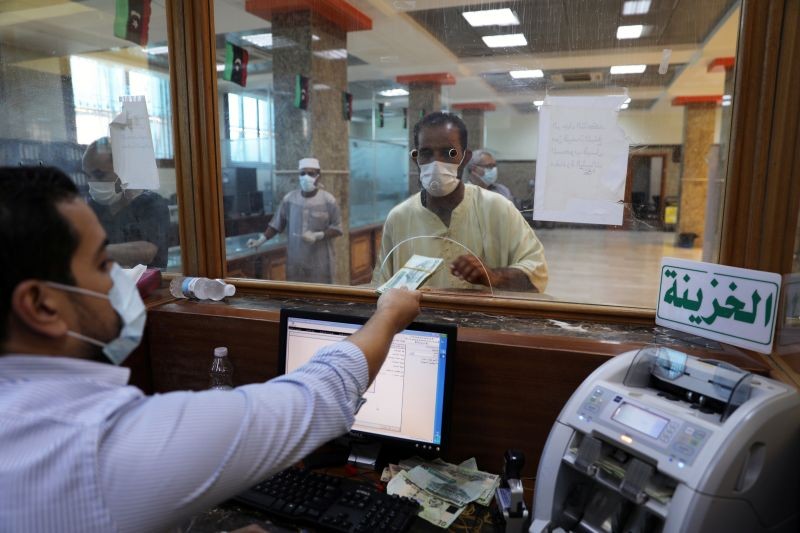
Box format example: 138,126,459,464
387,471,465,529
376,254,444,293
380,463,402,483
399,456,500,508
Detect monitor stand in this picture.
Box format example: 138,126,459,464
347,441,382,470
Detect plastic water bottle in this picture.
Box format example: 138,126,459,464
209,347,234,390
169,277,236,301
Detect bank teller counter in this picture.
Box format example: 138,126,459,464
129,289,776,483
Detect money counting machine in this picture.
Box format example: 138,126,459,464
530,346,800,533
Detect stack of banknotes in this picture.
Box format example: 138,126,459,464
382,456,500,528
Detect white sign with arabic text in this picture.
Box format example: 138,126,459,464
656,258,781,354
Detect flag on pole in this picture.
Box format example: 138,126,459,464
223,42,249,87
294,75,310,110
114,0,152,46
342,92,353,121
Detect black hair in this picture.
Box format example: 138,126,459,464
413,112,468,152
0,167,80,345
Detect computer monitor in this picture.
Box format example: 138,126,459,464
279,309,455,464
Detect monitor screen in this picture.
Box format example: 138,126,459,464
279,309,455,452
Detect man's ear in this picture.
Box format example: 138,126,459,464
10,280,69,339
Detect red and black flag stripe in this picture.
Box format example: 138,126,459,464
114,0,151,46
223,42,249,87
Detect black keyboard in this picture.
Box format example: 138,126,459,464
234,467,420,532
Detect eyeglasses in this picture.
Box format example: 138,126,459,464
410,147,462,165
299,170,320,177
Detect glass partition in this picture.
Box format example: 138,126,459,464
210,0,741,307
0,1,181,273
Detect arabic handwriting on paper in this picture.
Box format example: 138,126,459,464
109,95,159,190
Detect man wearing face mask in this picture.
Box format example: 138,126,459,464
0,166,421,532
82,137,170,268
467,149,515,205
373,112,547,292
247,157,342,283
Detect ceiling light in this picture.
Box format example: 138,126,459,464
482,33,528,48
622,1,651,15
510,69,543,79
616,25,644,39
216,64,224,72
242,33,272,48
312,34,320,41
313,83,330,91
143,45,169,55
379,88,409,97
624,97,632,104
462,8,520,27
620,103,630,109
313,48,347,60
610,64,647,74
533,100,544,107
722,94,732,100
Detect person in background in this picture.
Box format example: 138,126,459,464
248,157,342,284
82,137,170,268
0,165,421,532
373,112,548,293
466,149,515,205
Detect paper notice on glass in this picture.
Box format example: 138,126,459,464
533,95,629,225
109,95,159,190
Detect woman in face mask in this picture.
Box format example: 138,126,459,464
467,149,515,204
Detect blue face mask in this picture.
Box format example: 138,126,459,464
480,167,498,186
299,173,317,192
47,264,146,365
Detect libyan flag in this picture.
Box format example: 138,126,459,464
223,42,249,87
342,92,353,121
114,0,151,46
294,75,310,110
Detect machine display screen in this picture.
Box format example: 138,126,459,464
611,402,669,438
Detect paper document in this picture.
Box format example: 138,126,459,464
376,254,443,293
109,95,160,190
533,95,629,225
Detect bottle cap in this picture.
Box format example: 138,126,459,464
214,347,228,357
224,284,236,297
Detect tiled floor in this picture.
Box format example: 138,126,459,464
536,228,703,308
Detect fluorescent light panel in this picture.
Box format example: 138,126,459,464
144,45,169,55
533,100,544,106
616,25,644,39
482,33,528,48
610,64,647,74
462,8,519,27
510,69,543,79
622,1,651,15
313,48,347,60
379,88,409,97
242,33,272,47
620,103,630,109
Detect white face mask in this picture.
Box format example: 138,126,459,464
480,167,498,186
299,173,317,193
46,264,146,365
88,181,123,206
419,157,463,197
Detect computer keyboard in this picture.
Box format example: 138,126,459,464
234,467,420,532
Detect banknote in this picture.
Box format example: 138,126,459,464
380,463,403,483
376,254,443,293
429,458,500,506
387,471,465,528
406,465,487,507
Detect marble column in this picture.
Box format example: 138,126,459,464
397,73,455,194
272,11,351,284
676,99,718,247
452,103,496,151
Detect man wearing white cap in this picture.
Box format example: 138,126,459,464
247,157,342,283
